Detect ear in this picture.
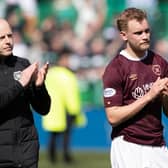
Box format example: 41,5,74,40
120,31,128,41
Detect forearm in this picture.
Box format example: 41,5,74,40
105,92,152,127
30,83,51,115
105,77,168,126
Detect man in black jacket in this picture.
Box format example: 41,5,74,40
0,18,51,168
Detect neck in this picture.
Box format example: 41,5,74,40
125,47,146,59
0,55,12,63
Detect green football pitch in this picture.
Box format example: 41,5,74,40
39,150,110,168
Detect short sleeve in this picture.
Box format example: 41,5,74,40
102,61,123,107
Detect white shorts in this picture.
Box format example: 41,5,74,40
111,136,168,168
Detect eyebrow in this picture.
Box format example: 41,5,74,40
0,33,13,39
133,28,150,35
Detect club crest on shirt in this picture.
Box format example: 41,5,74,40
104,88,116,97
13,71,22,81
152,64,161,76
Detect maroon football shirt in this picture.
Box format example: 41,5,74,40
103,50,168,146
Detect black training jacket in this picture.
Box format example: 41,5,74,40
0,55,51,168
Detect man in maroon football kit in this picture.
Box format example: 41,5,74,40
103,8,168,168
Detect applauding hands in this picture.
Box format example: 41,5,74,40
18,62,49,87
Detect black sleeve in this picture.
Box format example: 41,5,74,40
16,56,51,115
29,83,51,115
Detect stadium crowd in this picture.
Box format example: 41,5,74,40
0,0,168,107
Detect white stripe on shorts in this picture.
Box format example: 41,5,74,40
110,136,168,168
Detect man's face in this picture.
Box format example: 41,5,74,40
0,22,13,56
121,19,150,53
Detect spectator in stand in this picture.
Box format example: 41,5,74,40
42,46,86,164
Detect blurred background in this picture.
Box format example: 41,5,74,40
1,0,168,167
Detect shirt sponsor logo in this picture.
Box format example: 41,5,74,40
104,88,116,97
132,82,153,99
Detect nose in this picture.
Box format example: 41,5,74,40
5,35,12,43
143,31,150,39
5,36,10,42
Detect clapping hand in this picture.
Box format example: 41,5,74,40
18,62,38,87
147,77,168,100
34,62,49,87
18,62,49,87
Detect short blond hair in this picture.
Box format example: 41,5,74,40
116,8,147,32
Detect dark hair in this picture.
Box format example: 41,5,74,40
116,8,147,31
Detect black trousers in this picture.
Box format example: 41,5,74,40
48,115,76,162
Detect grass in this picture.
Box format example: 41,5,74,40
38,150,110,168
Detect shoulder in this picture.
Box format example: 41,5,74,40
12,55,30,67
103,54,125,84
103,54,124,75
149,50,167,61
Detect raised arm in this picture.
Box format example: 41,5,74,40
105,77,168,127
